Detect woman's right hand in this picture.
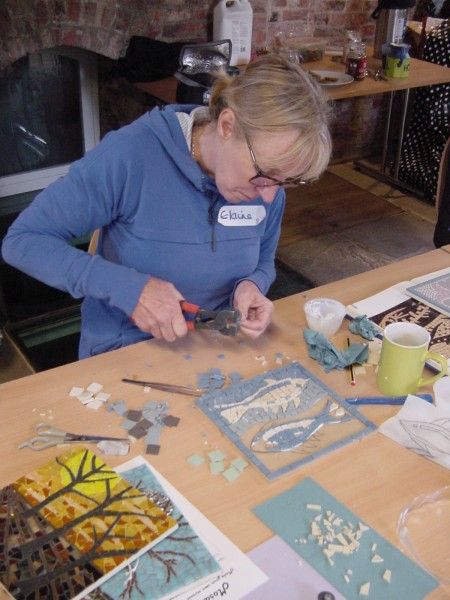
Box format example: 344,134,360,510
131,277,188,342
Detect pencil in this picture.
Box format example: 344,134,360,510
347,337,356,386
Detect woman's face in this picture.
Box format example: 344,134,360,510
212,110,301,204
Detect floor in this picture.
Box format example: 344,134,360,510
268,163,437,300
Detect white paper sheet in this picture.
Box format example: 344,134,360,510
116,456,268,600
378,388,450,470
243,536,344,600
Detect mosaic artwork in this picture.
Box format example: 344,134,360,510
369,298,450,361
406,271,450,317
0,448,177,600
196,363,375,479
82,462,220,600
253,478,438,600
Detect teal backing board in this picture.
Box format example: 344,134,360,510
253,478,438,600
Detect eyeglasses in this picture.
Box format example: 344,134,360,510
245,134,312,188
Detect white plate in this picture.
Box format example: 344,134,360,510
309,70,354,87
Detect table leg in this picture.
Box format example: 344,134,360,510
354,88,424,198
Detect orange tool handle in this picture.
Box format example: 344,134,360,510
180,301,200,331
180,300,200,314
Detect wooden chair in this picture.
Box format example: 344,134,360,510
88,229,99,255
433,136,450,247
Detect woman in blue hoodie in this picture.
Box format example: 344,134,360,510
2,55,331,358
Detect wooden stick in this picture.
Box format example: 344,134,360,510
347,337,356,386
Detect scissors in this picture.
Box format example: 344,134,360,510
18,423,129,451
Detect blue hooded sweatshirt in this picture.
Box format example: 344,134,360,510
2,105,285,358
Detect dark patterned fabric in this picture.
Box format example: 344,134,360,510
398,20,450,202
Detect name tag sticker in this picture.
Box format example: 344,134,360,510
218,205,266,227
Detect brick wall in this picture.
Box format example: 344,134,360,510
1,0,380,69
0,0,384,161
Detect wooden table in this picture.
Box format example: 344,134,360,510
1,249,449,599
304,52,450,100
136,52,450,103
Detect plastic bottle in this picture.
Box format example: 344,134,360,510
213,0,253,66
345,41,368,80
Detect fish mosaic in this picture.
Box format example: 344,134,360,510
197,363,375,479
251,400,352,454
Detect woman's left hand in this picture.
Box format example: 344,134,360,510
233,280,274,339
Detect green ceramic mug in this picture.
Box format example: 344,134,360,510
377,322,448,396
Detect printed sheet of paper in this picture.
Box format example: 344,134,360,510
113,456,268,600
244,535,345,600
253,478,438,600
196,363,375,479
0,448,177,600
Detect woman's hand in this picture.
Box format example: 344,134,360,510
131,277,188,341
233,280,274,339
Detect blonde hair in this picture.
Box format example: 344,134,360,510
209,54,332,182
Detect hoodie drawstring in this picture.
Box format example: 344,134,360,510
208,193,220,252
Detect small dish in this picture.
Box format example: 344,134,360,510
303,298,346,337
309,69,354,87
398,486,450,584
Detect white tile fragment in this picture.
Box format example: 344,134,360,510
359,582,370,596
306,503,322,510
85,399,103,410
97,440,130,455
358,522,369,532
371,543,377,552
69,386,84,397
383,569,392,583
77,391,94,404
371,554,384,563
344,575,350,583
347,569,353,575
143,386,151,393
94,392,111,403
86,382,103,394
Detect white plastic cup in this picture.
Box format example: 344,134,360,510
303,298,346,337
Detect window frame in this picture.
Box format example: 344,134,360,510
0,46,100,198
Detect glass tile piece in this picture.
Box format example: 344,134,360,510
209,460,225,475
187,454,205,467
208,450,226,463
222,465,241,482
231,457,249,472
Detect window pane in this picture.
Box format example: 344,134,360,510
0,53,83,177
